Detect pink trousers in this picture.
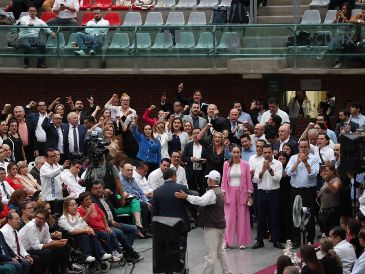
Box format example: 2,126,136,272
224,187,251,246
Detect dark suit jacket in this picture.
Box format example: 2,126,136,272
91,194,118,222
30,166,40,185
61,123,87,157
335,121,359,139
273,136,299,155
0,232,16,262
182,141,208,181
41,117,64,151
152,180,191,233
206,116,230,133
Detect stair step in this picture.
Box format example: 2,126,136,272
258,15,295,24
259,5,308,16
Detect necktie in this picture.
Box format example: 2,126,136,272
1,183,10,199
193,117,199,129
73,126,79,152
14,230,20,255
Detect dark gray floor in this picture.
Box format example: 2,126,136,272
108,227,286,274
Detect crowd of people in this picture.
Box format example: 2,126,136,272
0,84,364,273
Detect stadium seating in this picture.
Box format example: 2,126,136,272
111,0,132,10
40,12,57,22
144,12,164,25
81,12,94,25
123,12,142,26
301,10,321,24
46,33,66,52
217,32,240,49
175,31,195,48
155,0,176,8
79,0,92,10
187,11,206,25
151,32,174,49
166,12,185,25
104,12,122,26
195,31,213,50
323,10,336,24
90,0,113,10
109,33,131,49
135,33,152,48
352,9,361,16
197,0,218,8
175,0,197,8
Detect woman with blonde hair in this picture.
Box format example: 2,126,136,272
197,124,231,176
104,93,136,120
319,237,343,274
153,120,171,159
183,120,194,142
221,145,253,248
58,197,111,263
16,161,41,196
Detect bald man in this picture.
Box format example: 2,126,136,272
272,124,299,155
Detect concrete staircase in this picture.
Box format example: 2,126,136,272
258,0,311,24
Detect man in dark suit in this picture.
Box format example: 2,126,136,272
182,128,208,196
182,103,207,130
272,124,299,156
62,112,87,160
30,156,45,185
68,97,96,125
41,113,64,153
204,104,230,134
0,231,29,274
152,168,191,262
335,109,359,140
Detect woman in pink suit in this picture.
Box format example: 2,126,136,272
221,146,253,249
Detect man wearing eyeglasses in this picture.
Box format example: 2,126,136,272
74,9,110,56
18,5,56,69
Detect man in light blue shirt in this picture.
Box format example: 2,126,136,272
74,9,110,56
240,134,256,161
350,102,365,130
285,139,319,246
351,229,365,274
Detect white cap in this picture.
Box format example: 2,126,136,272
205,170,221,182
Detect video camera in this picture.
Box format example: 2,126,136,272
86,131,110,166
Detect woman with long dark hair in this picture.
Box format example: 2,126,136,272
168,117,189,156
4,118,25,163
277,151,292,242
132,117,161,174
300,245,326,274
5,163,23,190
276,255,293,274
221,146,252,249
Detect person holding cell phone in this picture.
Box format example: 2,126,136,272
48,0,79,26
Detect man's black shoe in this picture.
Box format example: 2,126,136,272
143,232,152,239
273,242,285,249
251,241,264,249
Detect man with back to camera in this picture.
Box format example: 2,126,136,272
175,170,232,274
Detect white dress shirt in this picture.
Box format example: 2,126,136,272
260,108,290,124
187,188,217,206
19,219,52,250
68,125,80,153
0,223,29,257
85,18,109,36
35,113,47,142
248,154,264,184
350,113,365,129
279,137,290,152
0,162,8,175
133,168,153,195
60,169,85,198
171,164,188,187
52,0,79,19
104,103,136,120
192,142,203,170
250,134,267,146
254,158,283,190
317,145,335,163
40,162,63,201
0,180,14,204
154,130,172,159
334,240,356,274
148,168,165,190
18,15,52,39
56,126,64,153
351,250,365,274
58,213,88,233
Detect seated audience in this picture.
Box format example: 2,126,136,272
276,255,293,274
16,161,41,196
48,0,79,26
351,229,365,274
319,237,343,274
8,189,27,213
6,163,23,190
19,201,34,229
300,245,326,274
59,160,85,198
29,156,45,186
0,167,14,204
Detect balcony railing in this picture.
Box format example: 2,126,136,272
0,24,364,69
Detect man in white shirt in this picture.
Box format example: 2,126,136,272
147,158,171,190
49,0,79,25
60,159,85,198
252,144,284,249
329,226,356,274
1,212,35,273
18,5,56,68
74,9,110,56
0,148,9,174
133,161,153,198
0,167,14,204
351,229,365,274
19,209,69,274
40,149,69,205
260,97,290,125
170,151,188,187
317,133,335,163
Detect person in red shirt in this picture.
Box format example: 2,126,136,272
5,163,23,190
77,192,121,262
0,192,10,226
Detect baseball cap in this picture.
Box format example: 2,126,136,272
205,170,221,181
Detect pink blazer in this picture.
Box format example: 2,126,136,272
221,160,253,205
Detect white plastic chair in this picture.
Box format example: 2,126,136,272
352,9,361,17
144,12,164,25
323,10,337,24
187,12,206,25
123,12,142,26
155,0,176,8
175,0,197,8
219,0,231,6
197,0,218,8
166,12,185,25
301,10,321,24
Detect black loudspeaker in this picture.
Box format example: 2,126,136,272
152,216,184,273
340,132,365,173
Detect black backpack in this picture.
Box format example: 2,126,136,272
228,0,249,24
